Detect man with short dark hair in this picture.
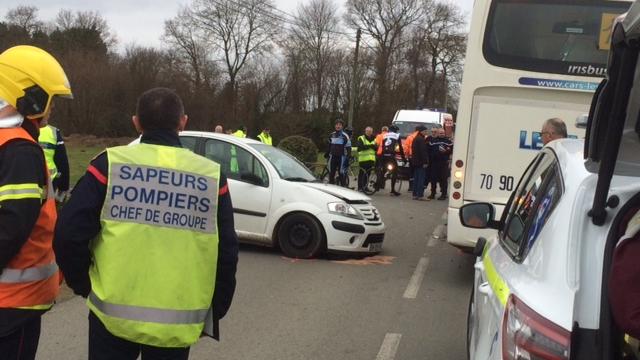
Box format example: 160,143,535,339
325,119,351,186
411,126,429,200
428,128,452,200
54,87,238,360
541,118,568,145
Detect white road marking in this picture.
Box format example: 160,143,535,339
403,257,429,299
376,333,402,360
431,224,445,240
428,236,439,247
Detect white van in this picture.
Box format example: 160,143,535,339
391,109,446,138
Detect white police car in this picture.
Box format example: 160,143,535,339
176,131,385,258
462,7,640,359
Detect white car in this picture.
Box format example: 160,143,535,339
462,139,640,360
175,131,385,258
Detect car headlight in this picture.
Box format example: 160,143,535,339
327,202,364,220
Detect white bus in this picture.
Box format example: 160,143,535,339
447,0,631,250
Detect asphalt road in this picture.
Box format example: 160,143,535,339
37,189,474,360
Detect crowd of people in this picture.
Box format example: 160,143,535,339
324,118,454,200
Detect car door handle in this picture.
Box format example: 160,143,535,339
478,282,492,296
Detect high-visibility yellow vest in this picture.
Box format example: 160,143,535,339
232,130,246,138
257,132,272,145
357,135,376,163
88,143,221,348
38,125,59,179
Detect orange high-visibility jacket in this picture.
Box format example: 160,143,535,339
375,131,387,156
0,127,59,309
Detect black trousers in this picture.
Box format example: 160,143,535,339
429,163,449,196
357,161,375,190
89,312,190,360
378,157,399,192
328,155,345,186
0,316,41,360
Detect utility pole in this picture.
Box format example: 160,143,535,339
348,28,361,129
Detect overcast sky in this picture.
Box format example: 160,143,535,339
7,0,474,49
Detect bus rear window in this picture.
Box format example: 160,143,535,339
483,0,629,77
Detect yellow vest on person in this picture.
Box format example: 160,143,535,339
88,143,221,348
38,125,59,179
356,135,376,163
232,130,246,138
257,132,272,145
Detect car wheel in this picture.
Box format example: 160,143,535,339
277,213,324,259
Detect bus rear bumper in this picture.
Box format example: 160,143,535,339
447,207,499,250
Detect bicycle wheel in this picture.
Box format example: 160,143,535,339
362,167,378,195
309,164,330,183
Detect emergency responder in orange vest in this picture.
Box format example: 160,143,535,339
375,126,388,157
374,126,389,189
0,45,72,360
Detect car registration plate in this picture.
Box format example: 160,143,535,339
369,242,383,252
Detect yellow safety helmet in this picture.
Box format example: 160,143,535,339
0,45,72,119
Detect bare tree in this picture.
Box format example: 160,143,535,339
192,0,279,99
289,0,341,111
54,9,117,48
344,0,422,115
5,6,43,35
419,1,465,106
164,7,217,92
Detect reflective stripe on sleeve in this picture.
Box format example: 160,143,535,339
0,263,58,283
0,183,43,201
89,292,209,325
17,304,54,310
483,254,510,306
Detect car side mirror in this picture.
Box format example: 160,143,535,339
459,203,499,229
240,173,265,186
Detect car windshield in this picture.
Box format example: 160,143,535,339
484,0,629,76
394,121,441,137
250,144,318,182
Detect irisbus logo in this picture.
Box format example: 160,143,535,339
567,65,607,76
519,131,578,150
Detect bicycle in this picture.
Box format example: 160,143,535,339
364,159,405,195
307,158,363,190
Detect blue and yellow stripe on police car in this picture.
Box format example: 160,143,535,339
482,245,510,306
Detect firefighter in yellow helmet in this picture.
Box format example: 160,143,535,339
0,45,72,360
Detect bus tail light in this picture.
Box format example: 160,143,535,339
455,160,464,168
502,295,570,360
454,170,463,179
452,192,461,200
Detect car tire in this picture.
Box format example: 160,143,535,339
277,213,324,259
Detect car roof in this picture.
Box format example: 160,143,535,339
545,138,590,185
179,131,263,145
